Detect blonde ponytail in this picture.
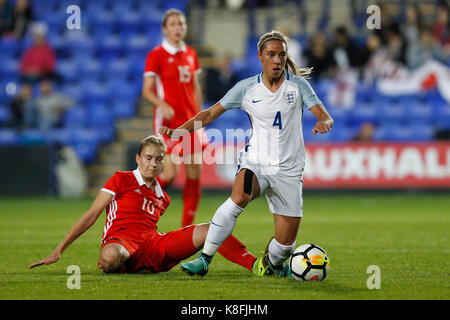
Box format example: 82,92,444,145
257,30,312,78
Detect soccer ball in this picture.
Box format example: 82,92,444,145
290,244,330,281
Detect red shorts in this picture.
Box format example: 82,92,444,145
163,129,208,156
99,225,198,273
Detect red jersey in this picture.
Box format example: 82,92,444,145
20,42,56,74
143,39,201,130
100,169,171,244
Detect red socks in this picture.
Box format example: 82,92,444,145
181,178,201,227
218,235,257,272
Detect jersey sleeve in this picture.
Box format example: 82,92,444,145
219,79,248,109
159,192,171,216
143,49,161,78
100,172,123,197
296,76,323,110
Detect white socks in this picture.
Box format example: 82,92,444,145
202,198,244,257
268,238,296,266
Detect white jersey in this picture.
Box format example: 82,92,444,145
219,72,322,176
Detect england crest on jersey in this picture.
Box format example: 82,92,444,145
284,91,297,105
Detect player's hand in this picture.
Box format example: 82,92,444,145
159,104,175,120
159,126,174,138
312,120,332,135
28,252,61,269
159,127,185,140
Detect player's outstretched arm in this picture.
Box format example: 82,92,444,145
309,104,334,135
159,102,226,139
28,191,112,269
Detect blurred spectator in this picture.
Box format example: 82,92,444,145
19,22,58,84
11,0,33,38
24,80,74,130
406,27,448,70
432,4,450,53
359,33,383,68
0,0,13,35
303,31,337,80
6,82,33,128
401,4,423,46
204,56,238,102
351,122,375,142
385,23,407,64
332,26,363,70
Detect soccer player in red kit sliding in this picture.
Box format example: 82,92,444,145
28,136,256,274
141,9,206,227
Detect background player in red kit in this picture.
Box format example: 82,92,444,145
141,9,206,227
28,136,256,274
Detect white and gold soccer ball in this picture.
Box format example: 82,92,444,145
290,244,331,281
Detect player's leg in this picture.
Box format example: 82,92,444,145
253,216,300,278
98,243,131,273
191,223,256,271
181,168,261,276
182,157,202,227
254,175,303,278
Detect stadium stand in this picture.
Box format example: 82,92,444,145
0,0,449,172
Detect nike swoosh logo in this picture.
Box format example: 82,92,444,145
211,221,223,227
252,99,262,103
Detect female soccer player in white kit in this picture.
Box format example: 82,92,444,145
159,30,334,277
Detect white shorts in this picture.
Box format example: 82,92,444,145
237,161,304,218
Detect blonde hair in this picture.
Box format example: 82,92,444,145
138,135,167,155
162,8,185,27
257,30,312,78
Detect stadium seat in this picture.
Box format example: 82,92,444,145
408,124,434,141
372,124,388,142
377,102,406,126
19,129,48,145
0,58,19,81
70,127,101,162
105,58,131,81
350,102,377,126
82,81,109,105
325,105,352,127
328,123,355,142
0,129,19,145
116,11,144,38
406,103,432,125
125,34,152,57
111,99,136,119
434,103,450,129
0,38,19,59
78,58,103,81
425,89,447,106
97,35,123,60
86,104,114,126
94,125,115,143
63,106,87,128
0,104,10,124
45,128,73,145
385,124,413,142
64,30,96,59
56,59,78,82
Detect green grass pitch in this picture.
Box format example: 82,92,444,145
0,192,448,300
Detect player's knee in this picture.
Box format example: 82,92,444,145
100,246,123,273
230,193,251,208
